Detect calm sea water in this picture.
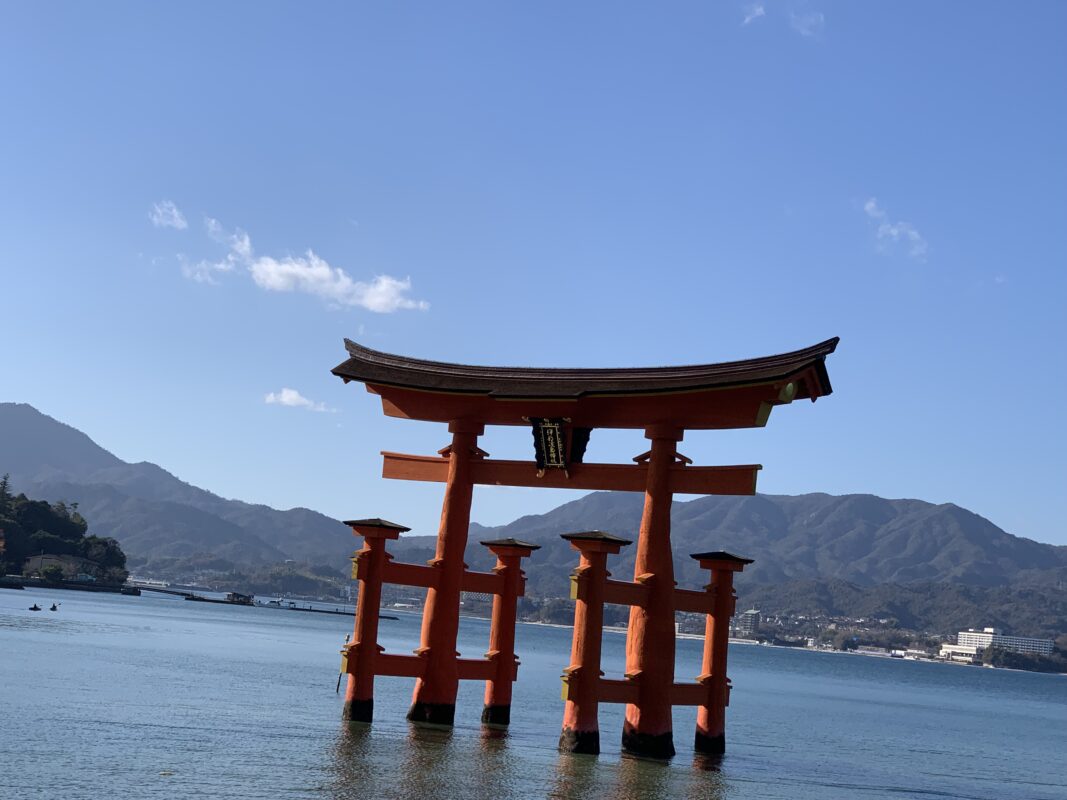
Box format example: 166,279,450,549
1,588,1064,800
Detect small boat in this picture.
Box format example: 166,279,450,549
29,604,41,611
49,603,59,611
185,591,255,606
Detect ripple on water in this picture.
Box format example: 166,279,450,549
0,591,1064,800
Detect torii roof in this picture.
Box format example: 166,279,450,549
332,337,838,430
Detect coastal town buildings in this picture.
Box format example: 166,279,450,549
735,609,761,637
955,627,1054,656
939,644,982,664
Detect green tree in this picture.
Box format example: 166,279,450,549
29,531,79,557
0,473,12,514
40,564,65,583
0,489,128,584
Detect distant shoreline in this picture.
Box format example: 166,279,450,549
6,588,1062,676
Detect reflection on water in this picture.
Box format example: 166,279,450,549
692,753,725,773
550,752,599,799
614,754,675,800
328,726,376,799
397,726,456,799
328,720,725,800
330,724,533,800
684,756,729,800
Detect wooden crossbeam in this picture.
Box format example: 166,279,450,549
382,561,438,589
347,651,513,682
572,677,720,707
673,587,714,614
670,682,712,706
381,452,760,496
598,677,640,704
603,578,650,608
456,657,509,681
375,559,512,596
359,653,424,678
573,578,711,612
460,569,506,596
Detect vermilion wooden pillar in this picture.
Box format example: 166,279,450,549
691,551,752,755
623,426,683,759
479,537,540,727
341,518,410,722
408,421,484,725
559,531,632,755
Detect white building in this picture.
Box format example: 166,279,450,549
735,609,761,637
956,627,1054,657
940,644,981,664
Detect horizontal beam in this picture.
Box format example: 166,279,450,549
598,677,640,705
603,578,650,608
456,657,507,681
673,587,713,614
572,579,717,612
371,381,786,430
573,677,724,707
460,569,506,596
366,560,516,597
353,652,424,678
382,452,760,495
382,561,438,589
347,651,514,682
671,682,710,706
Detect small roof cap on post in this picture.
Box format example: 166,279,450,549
343,518,411,540
561,530,632,554
343,517,411,531
690,550,754,571
561,530,632,545
479,537,542,551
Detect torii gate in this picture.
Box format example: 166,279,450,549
333,337,837,758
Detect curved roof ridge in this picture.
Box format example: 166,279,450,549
333,337,838,401
340,337,837,378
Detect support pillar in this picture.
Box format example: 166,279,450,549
479,538,541,727
558,531,632,755
341,518,410,722
408,421,484,726
691,551,752,755
622,427,682,759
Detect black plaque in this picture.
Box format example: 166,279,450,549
531,418,567,470
529,418,593,475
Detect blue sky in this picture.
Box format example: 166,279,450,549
2,3,1065,545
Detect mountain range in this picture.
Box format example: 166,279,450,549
0,403,351,566
392,491,1067,599
3,402,1065,606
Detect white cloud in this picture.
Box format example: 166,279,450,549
790,10,825,37
264,387,335,412
206,217,252,260
249,253,429,312
863,198,885,220
742,3,765,25
180,256,234,284
181,217,428,312
176,217,248,283
150,200,188,230
864,197,928,260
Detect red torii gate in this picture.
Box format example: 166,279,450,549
333,337,837,758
